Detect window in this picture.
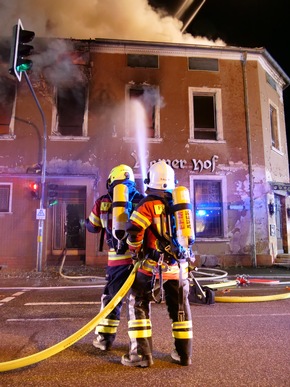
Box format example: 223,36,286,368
51,84,88,138
127,54,158,68
188,87,223,142
125,84,160,140
0,183,12,213
269,103,280,150
188,57,218,71
266,73,277,91
194,180,223,238
0,76,16,138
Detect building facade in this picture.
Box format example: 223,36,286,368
0,38,289,270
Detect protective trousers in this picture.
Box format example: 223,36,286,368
126,269,193,360
95,264,132,347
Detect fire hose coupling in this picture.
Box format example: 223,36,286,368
236,275,249,286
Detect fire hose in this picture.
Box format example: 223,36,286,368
0,261,140,372
215,291,290,303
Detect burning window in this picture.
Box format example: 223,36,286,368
194,180,223,238
189,87,223,142
54,85,87,137
126,85,160,139
0,76,16,137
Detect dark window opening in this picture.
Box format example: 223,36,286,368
270,104,279,149
193,95,217,140
57,85,86,136
129,87,156,138
0,184,11,212
0,77,16,135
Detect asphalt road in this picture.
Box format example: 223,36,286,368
0,270,290,386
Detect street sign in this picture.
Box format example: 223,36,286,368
36,208,46,220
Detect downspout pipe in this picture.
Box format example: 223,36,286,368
241,52,257,267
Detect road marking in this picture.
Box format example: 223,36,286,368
1,297,16,303
6,318,85,322
25,301,101,305
0,290,28,306
0,285,105,291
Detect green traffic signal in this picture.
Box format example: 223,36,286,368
16,60,33,72
9,19,35,81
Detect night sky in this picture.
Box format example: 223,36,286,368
149,0,290,154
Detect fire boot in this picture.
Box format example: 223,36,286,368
93,333,113,351
171,349,192,366
121,353,154,368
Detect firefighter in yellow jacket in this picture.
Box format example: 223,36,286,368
85,164,144,351
122,161,194,368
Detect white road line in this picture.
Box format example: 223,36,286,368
25,301,101,305
12,291,26,296
0,285,105,291
1,297,16,303
7,318,84,322
0,290,28,306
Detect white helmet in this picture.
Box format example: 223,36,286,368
145,161,175,191
107,164,135,187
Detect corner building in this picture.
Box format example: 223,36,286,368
0,38,289,269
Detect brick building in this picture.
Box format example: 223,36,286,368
0,38,289,270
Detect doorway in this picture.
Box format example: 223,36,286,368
274,194,284,254
51,185,86,260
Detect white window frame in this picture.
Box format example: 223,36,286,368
124,84,162,143
0,183,13,213
189,175,228,240
50,86,89,142
188,87,224,143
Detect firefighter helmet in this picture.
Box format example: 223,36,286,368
145,161,175,191
107,164,135,188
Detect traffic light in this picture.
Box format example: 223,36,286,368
47,184,58,207
29,182,40,199
9,19,35,82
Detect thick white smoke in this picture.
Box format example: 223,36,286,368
0,0,224,46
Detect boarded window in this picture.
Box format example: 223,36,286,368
266,73,277,91
188,57,218,71
127,54,158,68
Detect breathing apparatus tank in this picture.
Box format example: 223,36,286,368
172,186,195,249
112,183,130,243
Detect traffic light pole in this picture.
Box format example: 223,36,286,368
24,71,47,272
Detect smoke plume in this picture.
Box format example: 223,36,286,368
0,0,224,46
